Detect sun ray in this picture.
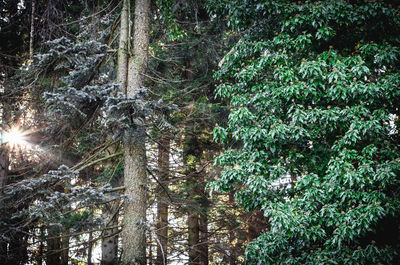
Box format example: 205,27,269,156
2,127,28,148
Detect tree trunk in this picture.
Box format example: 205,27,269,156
184,135,202,265
8,232,28,264
122,135,147,265
199,209,209,265
88,232,93,265
117,0,129,93
246,210,268,242
0,48,9,263
121,0,151,264
228,192,236,265
0,139,8,189
102,201,119,265
60,230,69,265
148,231,153,265
29,0,35,63
35,227,44,265
101,0,130,263
46,228,62,265
0,146,8,265
37,241,43,265
156,137,169,265
188,211,200,265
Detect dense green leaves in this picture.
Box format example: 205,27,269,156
209,0,400,263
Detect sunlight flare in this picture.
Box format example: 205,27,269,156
2,127,28,147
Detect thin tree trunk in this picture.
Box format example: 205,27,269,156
102,201,119,265
60,229,69,265
228,192,236,265
184,135,202,265
46,228,62,265
29,0,35,63
199,209,209,265
46,183,64,265
0,57,9,263
88,232,93,265
0,142,8,189
37,241,43,265
122,0,151,264
148,231,153,265
156,137,169,265
117,0,129,93
35,227,44,265
188,211,200,265
101,0,130,262
8,233,28,264
246,210,268,242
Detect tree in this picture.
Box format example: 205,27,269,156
102,1,130,264
0,1,125,264
121,0,151,263
156,136,170,265
210,0,400,264
148,1,232,263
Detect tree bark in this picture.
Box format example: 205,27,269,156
0,145,8,195
60,229,69,265
102,201,119,264
46,228,62,265
117,0,129,93
46,185,66,265
246,210,268,242
188,211,200,265
121,0,151,264
35,227,44,265
88,232,93,265
199,209,209,265
0,79,9,263
8,232,28,264
156,137,169,265
228,192,236,265
122,135,147,265
29,0,35,64
184,135,202,265
101,0,130,263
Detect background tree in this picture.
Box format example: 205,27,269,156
148,1,242,263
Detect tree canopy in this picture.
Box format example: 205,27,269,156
211,0,400,264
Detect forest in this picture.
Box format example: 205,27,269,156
0,0,399,264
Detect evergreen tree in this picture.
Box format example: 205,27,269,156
0,1,124,264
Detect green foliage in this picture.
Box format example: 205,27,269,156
155,0,187,41
96,160,123,184
209,0,400,264
62,210,94,230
